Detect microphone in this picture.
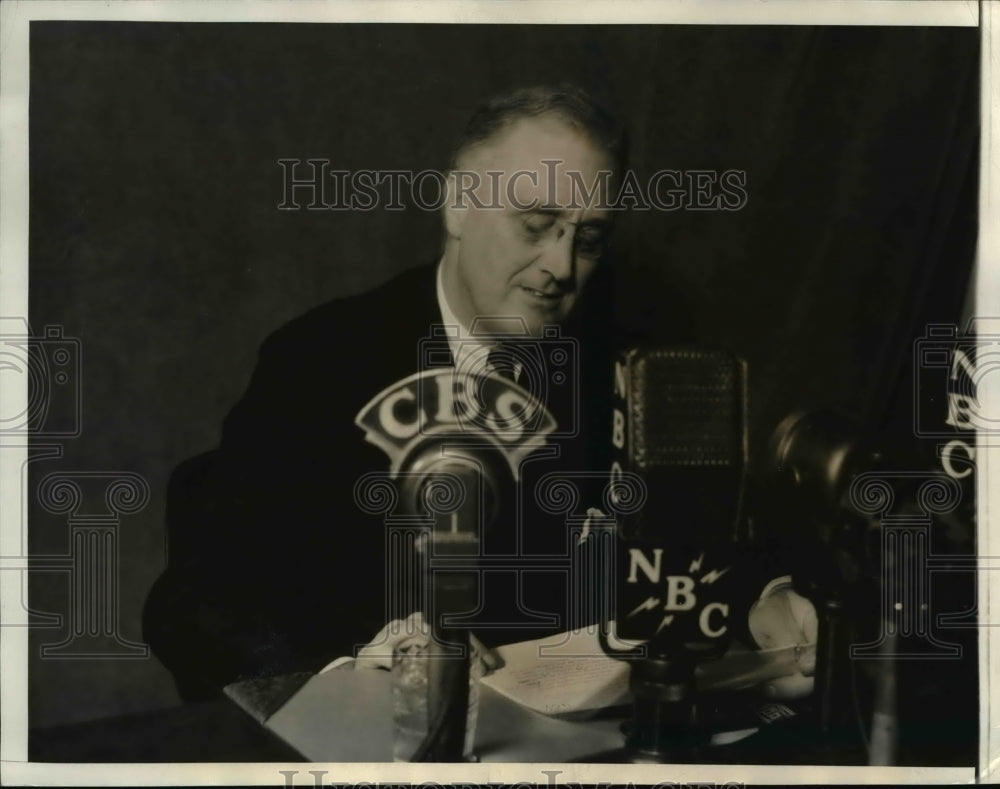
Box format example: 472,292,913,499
764,410,898,761
355,366,558,761
762,410,888,601
768,410,878,516
401,451,488,763
602,346,748,761
390,422,516,762
610,347,748,653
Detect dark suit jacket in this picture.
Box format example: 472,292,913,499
144,262,618,698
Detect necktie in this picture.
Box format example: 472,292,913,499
487,344,517,383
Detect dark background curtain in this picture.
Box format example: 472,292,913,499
28,23,977,727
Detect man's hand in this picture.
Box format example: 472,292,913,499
354,612,502,676
748,577,818,699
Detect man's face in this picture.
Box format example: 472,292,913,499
441,115,615,337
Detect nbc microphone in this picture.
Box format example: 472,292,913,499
610,347,749,654
603,347,748,760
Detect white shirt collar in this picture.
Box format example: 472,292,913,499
436,261,521,381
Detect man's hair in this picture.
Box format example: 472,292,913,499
449,84,629,175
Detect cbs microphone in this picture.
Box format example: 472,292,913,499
355,364,558,761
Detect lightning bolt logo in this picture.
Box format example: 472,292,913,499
689,552,704,573
627,596,661,618
655,615,675,635
700,566,730,585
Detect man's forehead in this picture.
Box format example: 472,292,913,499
468,114,610,168
461,115,615,211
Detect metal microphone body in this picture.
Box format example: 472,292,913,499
605,346,749,761
395,445,506,762
764,409,887,761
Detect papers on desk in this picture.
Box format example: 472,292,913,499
480,628,817,718
230,666,627,762
480,630,631,718
698,638,816,693
223,631,816,761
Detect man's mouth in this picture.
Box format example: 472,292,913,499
519,285,562,300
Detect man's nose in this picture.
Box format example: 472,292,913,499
537,228,575,284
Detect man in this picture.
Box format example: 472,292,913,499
144,84,814,702
440,95,615,337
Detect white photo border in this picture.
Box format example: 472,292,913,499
0,0,989,785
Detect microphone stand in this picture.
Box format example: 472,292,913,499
782,542,876,766
806,581,859,744
623,652,701,761
403,454,489,763
592,628,723,763
766,410,884,762
413,551,476,762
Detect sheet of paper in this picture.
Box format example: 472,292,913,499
698,641,817,692
259,666,627,762
480,628,817,717
481,629,631,717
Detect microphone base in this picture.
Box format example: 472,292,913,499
575,745,709,764
576,719,870,765
597,656,713,763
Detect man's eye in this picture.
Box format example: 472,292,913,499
520,214,557,234
575,228,608,258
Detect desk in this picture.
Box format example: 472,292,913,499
28,670,974,765
227,668,841,763
30,698,302,762
255,668,629,762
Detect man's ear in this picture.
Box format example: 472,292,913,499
443,171,467,239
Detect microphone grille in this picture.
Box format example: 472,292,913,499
627,348,746,469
